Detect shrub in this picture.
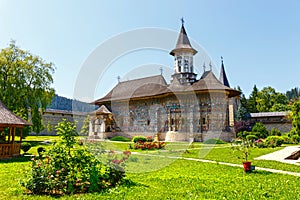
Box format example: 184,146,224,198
22,119,130,195
37,147,46,156
237,131,251,139
133,141,166,150
254,139,267,148
203,138,227,144
290,135,300,144
21,142,31,153
280,135,292,144
246,135,258,142
132,136,147,143
252,123,269,138
265,136,284,148
234,121,251,134
110,136,131,142
146,136,154,142
270,128,281,136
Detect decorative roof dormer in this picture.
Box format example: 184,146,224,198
170,19,197,85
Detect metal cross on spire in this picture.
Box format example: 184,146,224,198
117,75,121,83
159,67,163,75
181,17,184,25
209,61,212,71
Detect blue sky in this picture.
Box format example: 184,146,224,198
0,0,299,101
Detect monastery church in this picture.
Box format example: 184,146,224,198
89,22,241,142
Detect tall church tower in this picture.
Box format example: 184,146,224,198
170,20,197,85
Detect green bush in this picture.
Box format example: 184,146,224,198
270,128,281,136
252,123,269,138
265,136,284,148
290,135,300,144
22,119,130,195
37,147,45,156
204,138,227,144
254,139,267,148
21,142,31,153
110,136,131,142
246,134,258,142
237,131,251,139
280,135,292,144
132,136,147,143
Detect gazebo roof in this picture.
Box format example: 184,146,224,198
0,101,32,127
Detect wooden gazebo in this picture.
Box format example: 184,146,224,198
0,101,31,158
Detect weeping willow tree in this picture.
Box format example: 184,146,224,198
0,41,55,134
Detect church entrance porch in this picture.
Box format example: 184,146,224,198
89,105,115,139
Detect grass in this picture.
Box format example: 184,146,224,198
0,136,299,199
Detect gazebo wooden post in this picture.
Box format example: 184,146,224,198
20,128,23,143
12,127,16,156
8,127,11,143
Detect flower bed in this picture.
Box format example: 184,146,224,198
131,141,166,150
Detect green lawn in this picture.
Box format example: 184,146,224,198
1,136,299,199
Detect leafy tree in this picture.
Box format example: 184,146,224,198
0,41,55,134
256,86,288,112
270,103,291,112
247,85,258,113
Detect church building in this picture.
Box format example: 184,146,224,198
90,22,241,142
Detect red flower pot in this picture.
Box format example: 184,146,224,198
243,161,252,172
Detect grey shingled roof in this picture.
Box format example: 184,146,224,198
170,25,197,56
0,101,31,127
188,71,240,97
94,72,240,104
94,75,168,103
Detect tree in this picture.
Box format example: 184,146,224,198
290,99,300,136
236,105,249,121
237,86,248,109
0,41,55,134
247,85,258,113
286,87,300,101
255,86,289,112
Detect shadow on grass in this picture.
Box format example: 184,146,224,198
0,155,32,163
249,170,273,175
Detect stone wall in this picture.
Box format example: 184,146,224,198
32,110,87,135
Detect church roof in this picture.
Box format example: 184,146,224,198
219,59,230,87
93,75,168,103
188,71,240,97
93,71,240,104
0,101,32,127
170,24,197,56
90,105,112,115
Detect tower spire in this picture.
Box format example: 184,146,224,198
170,20,197,85
219,57,230,87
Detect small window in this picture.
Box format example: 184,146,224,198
202,117,206,125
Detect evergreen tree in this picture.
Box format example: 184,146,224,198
247,85,258,113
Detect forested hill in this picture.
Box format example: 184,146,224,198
48,94,96,112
